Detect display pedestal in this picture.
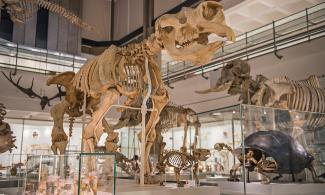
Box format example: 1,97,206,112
214,181,325,195
115,179,220,195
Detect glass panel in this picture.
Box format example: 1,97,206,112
198,105,243,183
78,153,116,195
23,154,80,194
241,104,325,194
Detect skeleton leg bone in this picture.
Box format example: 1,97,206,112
193,163,199,185
255,167,271,184
82,90,119,194
139,94,168,176
83,90,120,153
230,163,242,181
181,123,188,153
174,168,183,187
308,165,322,183
50,100,69,154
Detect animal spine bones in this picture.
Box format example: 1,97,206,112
0,0,91,29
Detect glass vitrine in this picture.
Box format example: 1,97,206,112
22,153,116,195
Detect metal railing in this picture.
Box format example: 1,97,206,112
0,3,324,81
161,2,325,84
0,39,87,74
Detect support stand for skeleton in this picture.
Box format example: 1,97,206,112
140,57,152,186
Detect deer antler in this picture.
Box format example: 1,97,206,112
1,71,66,110
1,71,41,99
48,85,66,102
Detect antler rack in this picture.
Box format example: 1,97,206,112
1,71,66,110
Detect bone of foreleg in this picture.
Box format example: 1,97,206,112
83,90,119,140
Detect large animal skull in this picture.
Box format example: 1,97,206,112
193,148,211,161
155,0,235,65
196,60,251,94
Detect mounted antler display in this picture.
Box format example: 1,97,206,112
1,71,66,110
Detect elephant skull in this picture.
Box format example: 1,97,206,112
155,1,235,65
196,60,251,94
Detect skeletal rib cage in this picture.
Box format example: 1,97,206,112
274,76,325,130
163,151,194,170
118,64,143,93
158,104,200,133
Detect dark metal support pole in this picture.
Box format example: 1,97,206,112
110,0,115,40
272,21,283,59
13,44,18,75
143,0,149,39
19,119,25,163
305,8,310,42
245,32,248,60
231,118,235,167
148,0,154,34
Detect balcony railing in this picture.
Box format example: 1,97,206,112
161,2,325,85
0,39,86,74
0,3,324,83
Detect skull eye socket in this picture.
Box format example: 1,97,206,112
202,3,219,20
161,26,174,34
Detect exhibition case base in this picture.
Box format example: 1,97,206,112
115,179,220,195
215,181,325,195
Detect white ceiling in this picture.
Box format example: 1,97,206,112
161,0,323,65
225,0,323,35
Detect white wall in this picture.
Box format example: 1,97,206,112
82,0,111,41
0,69,62,113
113,0,185,40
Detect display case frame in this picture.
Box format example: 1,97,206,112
196,104,325,195
22,153,116,195
78,152,116,195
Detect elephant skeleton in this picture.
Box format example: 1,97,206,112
197,60,325,129
47,0,235,185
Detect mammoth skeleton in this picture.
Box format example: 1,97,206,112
47,0,234,186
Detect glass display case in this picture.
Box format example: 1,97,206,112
196,104,325,195
23,153,116,195
78,153,116,195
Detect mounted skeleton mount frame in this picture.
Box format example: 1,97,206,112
47,0,235,186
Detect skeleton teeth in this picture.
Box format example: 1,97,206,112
208,34,227,44
176,44,182,49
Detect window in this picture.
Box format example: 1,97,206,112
35,8,49,49
0,9,14,41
